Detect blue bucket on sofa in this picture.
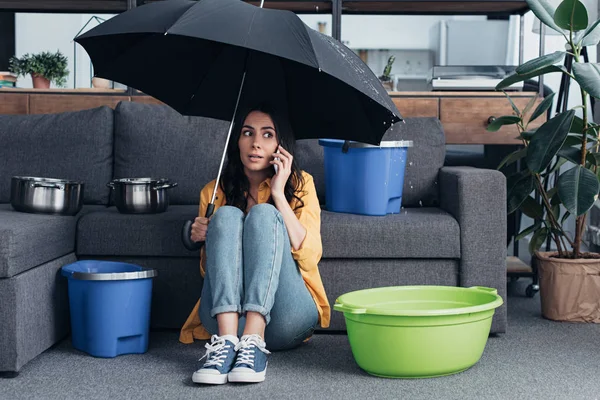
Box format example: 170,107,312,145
61,260,158,358
319,139,413,216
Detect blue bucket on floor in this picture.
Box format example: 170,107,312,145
319,139,413,216
61,260,158,358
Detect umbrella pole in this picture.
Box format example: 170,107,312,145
209,0,261,214
181,69,248,251
206,70,247,217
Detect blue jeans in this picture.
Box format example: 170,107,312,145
199,204,319,351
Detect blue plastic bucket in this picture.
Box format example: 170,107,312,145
61,260,158,358
319,139,413,216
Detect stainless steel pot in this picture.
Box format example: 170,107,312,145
10,176,84,215
107,178,178,214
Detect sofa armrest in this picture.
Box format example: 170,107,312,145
439,166,507,333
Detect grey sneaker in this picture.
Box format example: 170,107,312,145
192,335,238,385
228,334,271,383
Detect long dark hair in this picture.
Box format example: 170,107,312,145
220,103,305,212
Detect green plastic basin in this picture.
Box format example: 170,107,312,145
333,285,504,378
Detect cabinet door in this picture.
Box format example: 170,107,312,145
392,98,438,118
440,97,545,144
0,94,28,114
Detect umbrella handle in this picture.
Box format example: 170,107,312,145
181,203,216,251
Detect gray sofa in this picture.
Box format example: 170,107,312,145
0,101,507,375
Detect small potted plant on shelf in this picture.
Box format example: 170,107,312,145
379,55,395,91
488,0,600,322
9,50,69,89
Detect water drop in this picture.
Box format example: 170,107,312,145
410,186,414,189
409,162,413,166
419,200,423,207
318,67,322,72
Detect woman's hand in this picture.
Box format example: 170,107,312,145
270,145,292,200
191,216,210,243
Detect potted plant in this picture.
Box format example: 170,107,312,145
488,0,600,322
379,55,395,91
9,50,69,88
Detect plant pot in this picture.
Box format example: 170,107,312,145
536,251,600,323
31,74,50,89
92,77,112,89
379,79,394,92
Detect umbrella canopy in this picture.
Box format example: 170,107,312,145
75,0,402,145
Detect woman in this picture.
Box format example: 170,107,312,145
180,104,330,385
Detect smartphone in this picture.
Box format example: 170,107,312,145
274,148,281,174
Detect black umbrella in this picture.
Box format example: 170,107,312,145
75,0,402,249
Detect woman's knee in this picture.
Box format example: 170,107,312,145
210,205,244,232
245,204,281,230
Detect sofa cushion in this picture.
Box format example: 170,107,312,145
0,106,114,205
0,205,106,278
113,102,229,205
321,207,460,259
77,206,460,259
77,206,200,257
383,118,446,207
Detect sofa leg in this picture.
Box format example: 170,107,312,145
0,371,19,379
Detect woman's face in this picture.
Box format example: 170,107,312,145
238,111,279,174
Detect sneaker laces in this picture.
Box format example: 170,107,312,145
234,334,271,368
199,335,233,368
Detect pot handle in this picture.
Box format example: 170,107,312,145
469,286,498,295
333,303,367,314
32,182,64,190
153,182,178,190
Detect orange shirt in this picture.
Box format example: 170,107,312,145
179,171,331,344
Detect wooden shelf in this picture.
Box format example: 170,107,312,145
507,256,532,274
0,90,543,145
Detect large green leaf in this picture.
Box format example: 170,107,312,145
572,63,600,99
520,195,545,219
526,0,567,34
529,227,549,255
557,165,600,216
529,92,556,123
516,222,542,241
588,152,600,165
507,172,535,214
486,116,521,132
497,147,528,169
560,146,599,165
554,0,588,31
516,51,565,75
526,110,576,173
496,65,567,90
582,19,600,46
570,115,584,133
557,146,582,163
